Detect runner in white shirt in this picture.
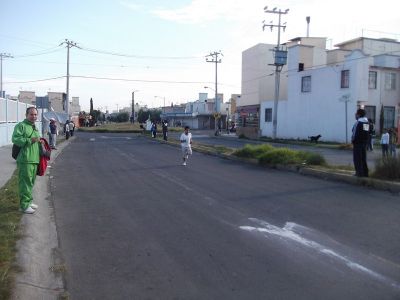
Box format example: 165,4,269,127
180,126,192,166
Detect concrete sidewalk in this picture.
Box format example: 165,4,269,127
0,145,17,189
6,136,73,300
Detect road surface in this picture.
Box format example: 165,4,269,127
51,132,400,299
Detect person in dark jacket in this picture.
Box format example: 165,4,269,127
162,120,168,141
351,108,369,177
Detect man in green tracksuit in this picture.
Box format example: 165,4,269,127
12,107,41,214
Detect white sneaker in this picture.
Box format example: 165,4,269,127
182,162,186,166
20,206,36,214
30,203,38,209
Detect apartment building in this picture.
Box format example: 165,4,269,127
258,37,400,142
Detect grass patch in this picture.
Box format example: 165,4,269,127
371,155,400,181
233,144,326,166
0,171,22,300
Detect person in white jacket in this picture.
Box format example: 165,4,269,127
380,129,389,157
180,126,192,166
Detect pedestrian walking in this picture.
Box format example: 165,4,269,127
180,126,193,166
64,120,70,140
49,118,58,149
68,120,75,137
351,108,369,177
389,128,398,157
11,107,42,214
381,129,389,158
162,120,168,141
151,122,157,138
367,118,375,151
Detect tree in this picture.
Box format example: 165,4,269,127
117,112,129,122
137,109,148,123
90,98,93,115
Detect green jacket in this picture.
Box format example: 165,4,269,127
12,119,40,164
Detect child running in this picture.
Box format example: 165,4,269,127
180,126,193,166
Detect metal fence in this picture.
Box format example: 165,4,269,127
0,98,43,147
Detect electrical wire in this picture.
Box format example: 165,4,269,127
78,46,204,60
12,47,64,58
70,75,214,85
4,76,65,84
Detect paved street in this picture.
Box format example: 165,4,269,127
51,132,400,299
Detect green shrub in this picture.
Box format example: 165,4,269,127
258,148,299,165
371,156,400,181
258,148,326,166
233,144,274,158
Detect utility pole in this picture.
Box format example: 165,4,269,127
206,51,223,135
132,90,139,123
263,6,289,139
60,39,79,117
0,53,13,98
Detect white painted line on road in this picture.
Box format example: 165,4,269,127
89,138,96,141
240,218,400,290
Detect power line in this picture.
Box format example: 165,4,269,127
70,75,214,85
79,46,203,60
12,47,64,58
4,76,65,84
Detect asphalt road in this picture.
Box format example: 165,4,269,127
51,132,400,300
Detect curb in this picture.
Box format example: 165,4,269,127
11,136,75,300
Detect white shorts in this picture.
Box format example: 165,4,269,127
181,146,192,157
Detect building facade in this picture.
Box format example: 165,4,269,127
238,43,288,138
259,37,400,142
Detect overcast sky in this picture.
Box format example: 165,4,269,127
1,0,399,111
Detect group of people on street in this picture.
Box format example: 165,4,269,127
150,120,169,141
64,120,75,140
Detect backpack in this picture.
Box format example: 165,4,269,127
37,138,51,176
12,126,34,160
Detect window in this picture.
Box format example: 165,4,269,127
364,105,376,124
265,108,272,122
368,71,377,89
341,70,349,88
384,72,396,90
383,106,395,129
301,76,311,92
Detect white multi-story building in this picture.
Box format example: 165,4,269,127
239,43,288,137
259,37,400,142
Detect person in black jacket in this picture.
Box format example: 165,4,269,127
351,108,369,177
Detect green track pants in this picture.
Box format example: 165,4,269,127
18,163,38,210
